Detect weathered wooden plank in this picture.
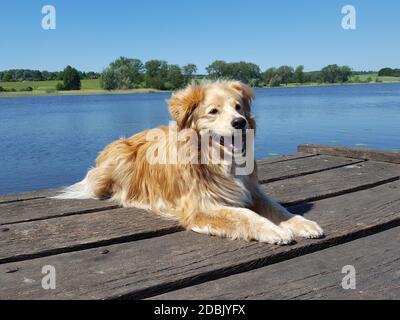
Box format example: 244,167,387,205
0,197,118,225
0,208,181,264
256,152,313,164
152,226,400,300
0,158,392,263
0,155,364,225
0,189,57,204
299,144,400,164
263,160,400,206
257,155,362,183
1,179,399,300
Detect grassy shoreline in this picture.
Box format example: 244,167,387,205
0,88,164,98
1,77,400,98
267,80,400,89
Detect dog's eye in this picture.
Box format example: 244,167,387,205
235,104,241,111
209,108,219,115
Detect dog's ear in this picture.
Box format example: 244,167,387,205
167,85,205,128
228,81,255,106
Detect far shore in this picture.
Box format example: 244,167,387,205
267,80,400,89
1,80,400,98
0,88,165,98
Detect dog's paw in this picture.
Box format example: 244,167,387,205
258,224,294,245
281,215,324,239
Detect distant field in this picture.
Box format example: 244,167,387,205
350,74,400,82
0,79,162,97
0,79,101,91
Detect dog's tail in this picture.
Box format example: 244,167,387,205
51,176,97,200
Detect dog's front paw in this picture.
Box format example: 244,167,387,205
257,223,294,245
281,215,324,239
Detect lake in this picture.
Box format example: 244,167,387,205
1,83,399,195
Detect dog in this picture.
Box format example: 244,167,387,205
55,80,323,244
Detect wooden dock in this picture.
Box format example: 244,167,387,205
1,144,399,300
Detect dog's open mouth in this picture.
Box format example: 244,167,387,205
219,131,247,154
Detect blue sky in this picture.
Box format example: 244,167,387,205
1,0,399,73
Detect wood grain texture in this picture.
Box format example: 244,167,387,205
257,155,362,183
299,144,400,164
255,152,314,164
0,189,57,204
0,157,389,264
152,227,400,300
1,179,399,300
0,197,118,225
263,160,400,206
0,207,181,264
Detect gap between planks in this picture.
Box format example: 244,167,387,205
151,226,400,300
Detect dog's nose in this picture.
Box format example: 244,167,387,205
231,117,247,129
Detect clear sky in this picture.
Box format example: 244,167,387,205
1,0,399,73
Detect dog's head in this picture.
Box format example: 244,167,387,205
167,80,256,152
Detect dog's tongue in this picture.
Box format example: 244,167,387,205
230,137,243,152
229,143,237,151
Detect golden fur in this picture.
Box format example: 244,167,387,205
56,80,323,244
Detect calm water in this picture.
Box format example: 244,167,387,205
1,83,399,195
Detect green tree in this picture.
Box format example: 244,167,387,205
276,66,294,85
3,71,12,82
378,67,400,77
182,63,197,84
304,71,322,83
100,68,118,90
62,66,81,90
99,57,144,90
232,61,261,83
321,64,341,83
320,64,352,83
262,68,277,85
206,60,229,79
206,60,261,83
269,74,282,87
111,57,144,87
339,66,352,82
165,64,185,89
144,60,169,89
293,65,305,83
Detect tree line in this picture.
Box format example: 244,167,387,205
2,59,400,92
100,58,355,89
378,68,400,77
0,69,99,82
100,57,197,90
206,61,353,87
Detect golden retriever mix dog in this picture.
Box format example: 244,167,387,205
55,80,323,244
